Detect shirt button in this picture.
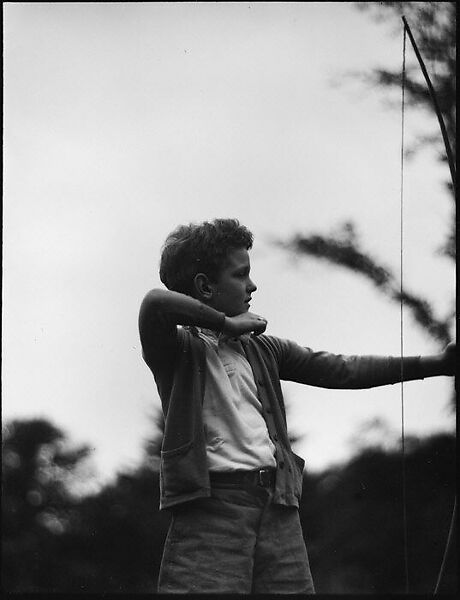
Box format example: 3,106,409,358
279,461,285,469
266,408,272,414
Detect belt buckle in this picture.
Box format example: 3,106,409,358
258,468,271,487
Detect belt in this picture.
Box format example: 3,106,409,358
209,468,276,489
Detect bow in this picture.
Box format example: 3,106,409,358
402,16,456,196
401,15,457,595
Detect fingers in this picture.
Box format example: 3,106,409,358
231,312,267,336
252,316,267,336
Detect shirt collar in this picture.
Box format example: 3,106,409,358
195,327,251,345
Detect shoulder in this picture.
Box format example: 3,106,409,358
256,333,304,348
138,289,182,352
251,333,304,357
254,334,316,361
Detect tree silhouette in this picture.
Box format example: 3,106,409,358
2,418,93,591
299,432,456,593
2,412,168,593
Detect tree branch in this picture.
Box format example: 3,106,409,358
275,223,452,345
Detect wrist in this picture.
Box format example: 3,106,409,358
222,316,234,336
419,354,445,377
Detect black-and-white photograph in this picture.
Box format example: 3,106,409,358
3,1,456,594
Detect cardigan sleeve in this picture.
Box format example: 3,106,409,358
271,336,421,389
138,288,226,369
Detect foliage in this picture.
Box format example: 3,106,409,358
57,467,169,592
355,3,456,178
276,221,452,345
2,416,169,593
2,418,93,592
355,1,456,258
300,432,457,593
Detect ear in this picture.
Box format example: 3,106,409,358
193,273,215,302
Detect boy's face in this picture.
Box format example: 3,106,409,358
208,247,257,317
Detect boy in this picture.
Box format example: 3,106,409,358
138,218,456,594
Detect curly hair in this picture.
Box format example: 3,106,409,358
159,218,254,296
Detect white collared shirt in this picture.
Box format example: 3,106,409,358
197,328,277,472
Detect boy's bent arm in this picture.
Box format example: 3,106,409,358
139,288,226,343
139,289,268,347
276,338,456,389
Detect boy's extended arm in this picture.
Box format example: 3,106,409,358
276,339,456,389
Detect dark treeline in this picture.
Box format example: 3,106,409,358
2,416,456,594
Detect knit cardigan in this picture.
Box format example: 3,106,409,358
139,290,417,510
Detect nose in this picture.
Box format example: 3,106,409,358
248,278,257,293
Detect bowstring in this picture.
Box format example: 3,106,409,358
400,15,457,594
399,24,410,595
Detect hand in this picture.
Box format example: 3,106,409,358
440,342,457,376
223,312,268,337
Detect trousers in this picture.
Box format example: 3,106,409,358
157,482,315,594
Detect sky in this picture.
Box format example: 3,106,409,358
3,2,455,491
